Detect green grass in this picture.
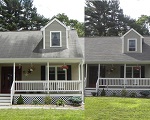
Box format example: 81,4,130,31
85,97,150,120
0,109,84,120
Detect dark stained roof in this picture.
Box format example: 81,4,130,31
0,30,83,58
85,37,150,63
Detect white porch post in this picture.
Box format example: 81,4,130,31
78,64,81,80
13,63,15,81
81,63,84,104
124,64,126,88
47,62,49,93
85,64,88,88
98,64,101,78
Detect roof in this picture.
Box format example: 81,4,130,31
85,37,150,63
121,28,144,38
41,18,69,31
0,30,83,59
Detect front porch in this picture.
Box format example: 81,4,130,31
0,60,84,105
85,64,150,96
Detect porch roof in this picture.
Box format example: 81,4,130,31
85,37,150,64
0,30,83,60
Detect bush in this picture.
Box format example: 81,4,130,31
112,92,117,97
56,99,65,106
140,90,150,97
32,100,39,105
101,89,106,96
44,96,52,105
17,95,24,104
130,92,137,98
91,92,97,96
121,89,127,97
68,96,82,106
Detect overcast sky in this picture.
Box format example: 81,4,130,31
33,0,150,22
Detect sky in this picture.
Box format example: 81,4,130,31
33,0,150,22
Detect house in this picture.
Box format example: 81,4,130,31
84,28,150,96
0,18,84,105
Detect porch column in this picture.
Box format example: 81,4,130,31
47,62,49,93
98,64,101,78
81,63,84,104
78,64,81,80
124,64,126,88
13,63,15,82
85,64,88,87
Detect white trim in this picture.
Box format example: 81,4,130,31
78,64,81,81
127,38,137,52
41,18,69,31
121,28,144,39
66,30,69,49
13,63,15,81
140,38,142,53
14,94,81,97
43,31,45,49
98,64,101,78
47,62,49,93
50,31,62,47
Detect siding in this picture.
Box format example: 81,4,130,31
124,30,142,53
45,20,67,49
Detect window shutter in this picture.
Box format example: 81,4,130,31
67,65,71,80
141,66,145,78
120,66,124,78
41,66,45,80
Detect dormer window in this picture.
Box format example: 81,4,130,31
50,31,62,47
128,39,137,52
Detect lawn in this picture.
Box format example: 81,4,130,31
85,97,150,120
0,109,84,120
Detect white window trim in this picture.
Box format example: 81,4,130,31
50,31,62,47
127,38,137,52
126,66,141,78
49,66,67,81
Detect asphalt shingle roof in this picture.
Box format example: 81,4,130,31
85,37,150,63
0,30,83,59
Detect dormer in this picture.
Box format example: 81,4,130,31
121,28,144,53
41,18,69,49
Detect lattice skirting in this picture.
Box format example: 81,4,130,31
97,89,143,97
13,95,81,105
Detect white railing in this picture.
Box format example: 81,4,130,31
96,78,150,91
14,80,82,92
10,80,15,105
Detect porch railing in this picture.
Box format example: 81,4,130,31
14,80,82,92
96,78,150,91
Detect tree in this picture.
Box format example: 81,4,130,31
52,13,84,37
0,0,49,31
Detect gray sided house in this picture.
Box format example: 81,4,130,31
0,18,84,105
85,28,150,96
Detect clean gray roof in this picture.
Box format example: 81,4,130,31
0,30,83,58
85,37,150,63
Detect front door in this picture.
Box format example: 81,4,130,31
1,67,22,93
89,65,98,87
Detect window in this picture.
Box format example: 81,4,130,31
50,31,61,47
49,66,67,80
126,66,141,78
128,39,137,51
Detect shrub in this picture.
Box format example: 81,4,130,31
112,92,117,97
17,95,24,104
44,96,52,105
56,99,65,106
121,89,127,97
130,92,137,98
140,90,150,97
91,92,97,96
32,100,39,105
101,89,106,96
68,96,82,106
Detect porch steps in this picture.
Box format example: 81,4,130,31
0,94,11,106
85,88,96,96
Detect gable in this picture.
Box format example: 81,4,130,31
121,29,143,53
41,18,68,49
